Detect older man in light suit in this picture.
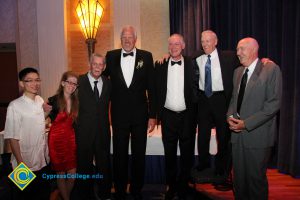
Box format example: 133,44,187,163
227,37,282,200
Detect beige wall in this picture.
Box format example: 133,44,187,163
140,0,169,61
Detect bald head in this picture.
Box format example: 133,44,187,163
236,37,259,67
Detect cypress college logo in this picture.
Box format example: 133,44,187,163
8,162,36,190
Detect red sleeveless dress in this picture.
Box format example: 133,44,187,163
48,111,77,171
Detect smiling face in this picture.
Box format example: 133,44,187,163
168,34,185,60
89,55,106,79
120,26,137,52
236,38,259,67
201,31,218,55
62,76,78,96
19,72,41,97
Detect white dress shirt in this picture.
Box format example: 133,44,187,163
4,94,48,171
244,58,258,84
121,48,136,88
88,72,103,97
196,49,224,91
164,57,186,112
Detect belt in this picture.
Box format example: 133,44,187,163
199,90,224,95
164,108,186,114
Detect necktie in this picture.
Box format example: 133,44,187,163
94,81,100,101
204,55,212,97
123,52,134,57
237,68,249,114
171,60,182,66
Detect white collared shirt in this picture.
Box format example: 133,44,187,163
244,58,258,84
88,72,103,97
4,94,49,171
196,49,224,91
164,57,186,112
121,48,136,87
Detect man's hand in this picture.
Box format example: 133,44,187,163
43,102,52,115
227,117,245,133
147,118,156,136
261,58,275,65
45,117,52,130
156,54,170,64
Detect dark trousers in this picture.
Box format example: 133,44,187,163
73,131,111,200
232,137,271,200
112,121,148,196
197,92,231,175
161,108,195,192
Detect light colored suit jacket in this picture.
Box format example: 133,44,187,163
227,59,282,148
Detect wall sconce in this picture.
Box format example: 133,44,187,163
76,0,104,59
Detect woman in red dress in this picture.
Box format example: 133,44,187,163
48,71,79,200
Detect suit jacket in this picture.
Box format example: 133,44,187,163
75,74,111,143
104,48,156,125
192,49,240,106
227,60,282,148
155,57,197,121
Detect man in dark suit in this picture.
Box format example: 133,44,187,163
73,53,112,200
227,37,282,200
155,34,197,200
104,26,156,200
193,30,240,189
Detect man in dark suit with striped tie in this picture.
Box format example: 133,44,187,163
193,30,240,190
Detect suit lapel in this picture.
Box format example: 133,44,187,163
161,59,169,103
243,60,262,101
129,49,140,88
82,73,94,98
183,57,189,104
115,50,127,87
99,75,107,101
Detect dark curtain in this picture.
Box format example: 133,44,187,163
169,0,300,176
276,0,300,177
169,0,210,57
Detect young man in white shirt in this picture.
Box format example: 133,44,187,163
4,67,50,200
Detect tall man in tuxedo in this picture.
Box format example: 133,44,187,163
227,38,282,200
104,26,156,200
155,34,197,199
73,53,112,200
193,30,240,188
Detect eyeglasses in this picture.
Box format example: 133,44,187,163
64,80,79,87
23,79,41,84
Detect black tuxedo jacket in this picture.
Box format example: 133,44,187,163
104,48,156,125
75,74,111,143
155,56,197,121
192,49,240,106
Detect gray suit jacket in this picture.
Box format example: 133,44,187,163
227,59,282,148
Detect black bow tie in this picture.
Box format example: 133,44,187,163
171,60,182,66
123,52,134,57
